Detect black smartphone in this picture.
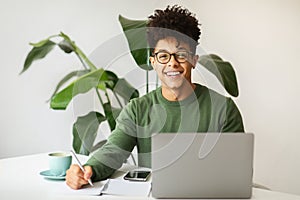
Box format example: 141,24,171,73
123,170,151,181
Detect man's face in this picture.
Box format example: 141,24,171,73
150,37,198,91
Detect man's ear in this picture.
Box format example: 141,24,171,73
149,56,156,69
192,55,199,69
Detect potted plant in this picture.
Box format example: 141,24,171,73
20,15,239,158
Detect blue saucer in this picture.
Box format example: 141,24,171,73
40,170,66,180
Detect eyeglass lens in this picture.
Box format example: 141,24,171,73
155,51,190,64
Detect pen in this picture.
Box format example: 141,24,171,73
70,150,93,186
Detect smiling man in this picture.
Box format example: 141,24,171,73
66,5,244,189
150,37,197,101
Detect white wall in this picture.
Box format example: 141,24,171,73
197,0,300,195
1,0,299,196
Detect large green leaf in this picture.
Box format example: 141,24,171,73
198,54,239,97
103,102,122,131
114,78,139,102
72,111,106,155
118,15,152,71
29,35,57,47
58,39,75,54
20,40,56,74
48,69,91,102
50,68,108,110
104,70,139,103
100,71,138,131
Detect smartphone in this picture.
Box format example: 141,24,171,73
123,170,151,181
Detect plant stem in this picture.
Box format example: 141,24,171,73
75,47,97,71
75,48,105,111
105,90,111,104
75,54,88,70
96,89,104,106
60,32,97,71
113,92,123,108
146,47,150,93
146,70,149,94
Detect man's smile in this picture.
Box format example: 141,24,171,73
164,71,183,77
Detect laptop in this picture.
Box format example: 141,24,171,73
151,133,254,199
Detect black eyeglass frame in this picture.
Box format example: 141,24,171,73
152,50,194,64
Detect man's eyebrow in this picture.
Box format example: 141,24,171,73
177,47,189,51
155,49,169,53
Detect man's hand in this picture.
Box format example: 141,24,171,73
66,164,93,189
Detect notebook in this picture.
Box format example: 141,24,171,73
151,132,254,199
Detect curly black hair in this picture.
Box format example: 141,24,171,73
147,5,201,54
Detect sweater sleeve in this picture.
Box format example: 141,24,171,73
221,98,245,132
85,102,137,181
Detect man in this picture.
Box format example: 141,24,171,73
66,5,244,189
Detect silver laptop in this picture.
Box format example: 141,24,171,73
151,133,254,199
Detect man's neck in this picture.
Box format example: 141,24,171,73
162,83,196,101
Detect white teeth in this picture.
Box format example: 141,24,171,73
166,71,180,76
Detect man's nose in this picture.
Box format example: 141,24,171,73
167,54,179,67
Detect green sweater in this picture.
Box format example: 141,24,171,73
86,84,244,181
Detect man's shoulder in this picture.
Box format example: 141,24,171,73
195,84,236,109
196,83,229,100
129,87,160,105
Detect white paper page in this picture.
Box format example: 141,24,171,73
101,179,151,197
49,180,105,196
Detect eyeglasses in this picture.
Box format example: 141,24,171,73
153,51,193,64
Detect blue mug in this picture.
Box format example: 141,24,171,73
48,152,72,176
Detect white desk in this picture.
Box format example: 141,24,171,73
1,153,300,200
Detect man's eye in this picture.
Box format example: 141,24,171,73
158,53,169,59
176,52,188,58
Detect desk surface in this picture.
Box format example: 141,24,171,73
1,153,300,200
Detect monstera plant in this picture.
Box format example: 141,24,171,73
20,15,239,157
